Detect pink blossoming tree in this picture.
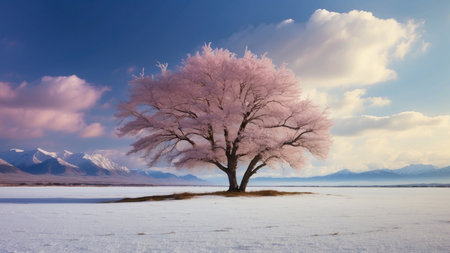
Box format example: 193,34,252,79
117,45,332,192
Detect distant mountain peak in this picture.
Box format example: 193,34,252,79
402,164,436,169
9,148,24,152
333,169,354,175
0,148,57,167
71,152,130,173
56,157,78,168
63,150,73,156
0,158,21,174
0,158,13,166
35,148,57,158
393,164,437,175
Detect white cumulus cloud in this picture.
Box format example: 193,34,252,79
225,9,426,88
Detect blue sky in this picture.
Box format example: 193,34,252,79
1,0,449,177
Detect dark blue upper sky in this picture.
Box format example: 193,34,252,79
2,0,435,82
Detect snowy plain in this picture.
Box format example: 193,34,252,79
0,186,449,252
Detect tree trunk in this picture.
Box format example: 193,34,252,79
227,171,240,192
238,154,262,192
239,172,251,192
226,155,241,192
239,165,255,192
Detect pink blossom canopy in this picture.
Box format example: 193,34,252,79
117,44,332,190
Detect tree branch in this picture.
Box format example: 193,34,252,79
282,129,314,147
208,160,228,173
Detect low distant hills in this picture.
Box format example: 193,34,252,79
252,164,450,186
0,148,205,186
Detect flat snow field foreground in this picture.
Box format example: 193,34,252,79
0,187,449,252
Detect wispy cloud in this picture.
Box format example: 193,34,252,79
0,36,21,51
277,18,294,28
127,67,137,74
79,122,105,138
333,111,449,136
303,88,391,118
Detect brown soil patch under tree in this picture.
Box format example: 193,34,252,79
107,190,313,203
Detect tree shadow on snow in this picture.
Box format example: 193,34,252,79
0,198,121,204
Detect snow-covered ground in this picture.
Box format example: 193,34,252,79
0,186,449,252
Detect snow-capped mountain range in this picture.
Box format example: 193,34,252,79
0,148,129,176
0,148,205,185
2,148,448,186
